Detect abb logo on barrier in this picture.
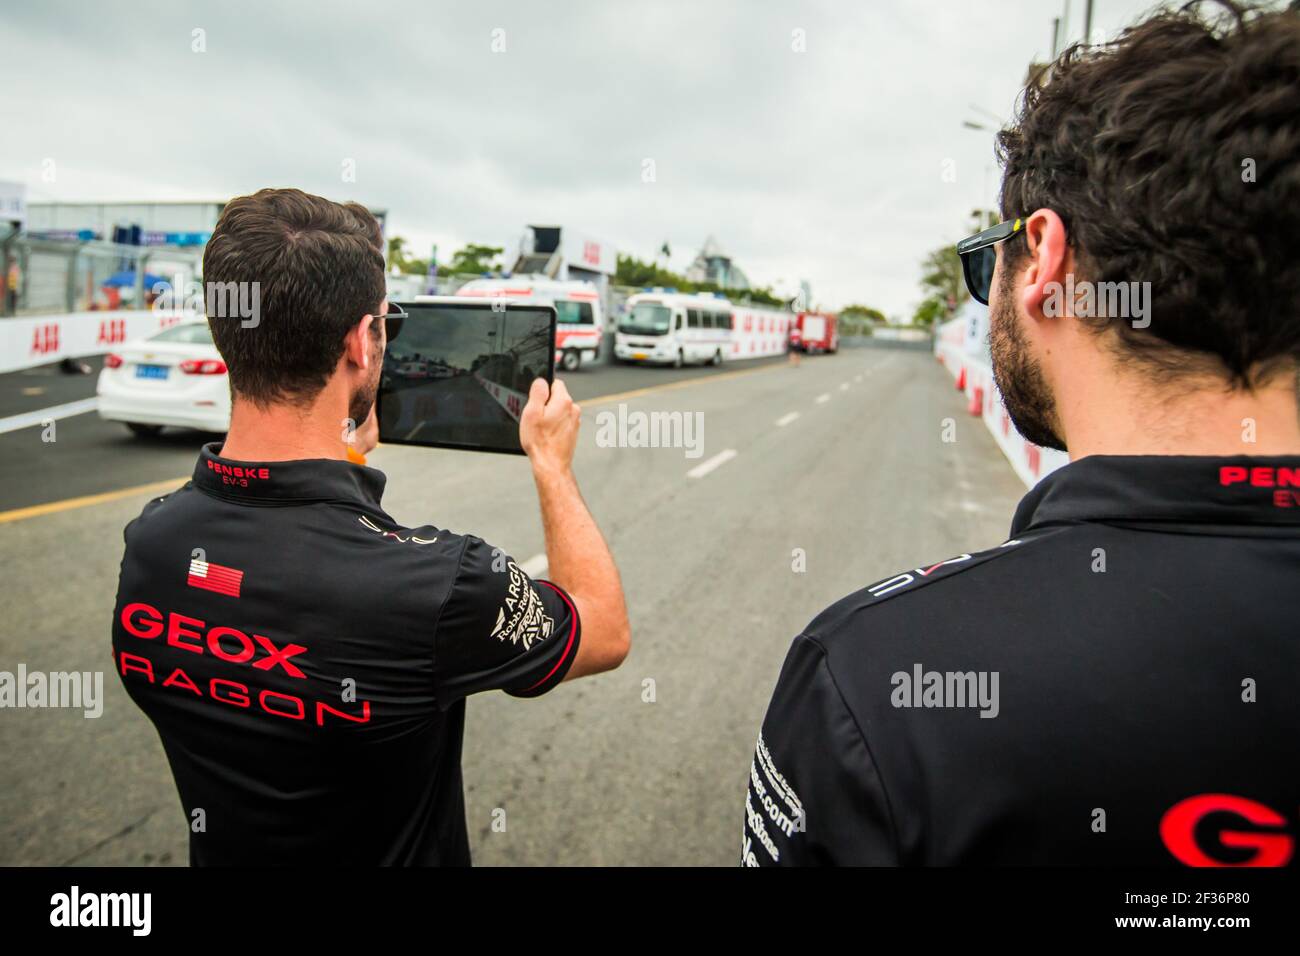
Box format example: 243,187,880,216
97,318,126,345
30,323,60,356
1161,794,1295,867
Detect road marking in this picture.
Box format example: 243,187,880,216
687,448,737,479
775,412,800,427
0,476,188,525
854,374,863,383
581,362,781,409
519,553,549,577
839,382,850,391
815,393,830,404
1,361,779,524
0,397,99,435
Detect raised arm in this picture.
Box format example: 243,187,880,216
519,376,631,679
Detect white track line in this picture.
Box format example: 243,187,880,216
687,449,737,479
775,412,800,427
839,382,850,391
519,553,549,578
0,397,99,435
815,393,830,404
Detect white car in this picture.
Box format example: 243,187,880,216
97,321,231,436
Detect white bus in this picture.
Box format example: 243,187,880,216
614,291,734,367
456,276,603,371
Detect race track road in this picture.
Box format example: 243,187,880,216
0,346,1026,865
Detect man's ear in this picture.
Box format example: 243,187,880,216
344,314,378,370
1018,208,1071,320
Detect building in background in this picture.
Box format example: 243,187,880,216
513,225,615,280
510,225,617,319
10,197,386,316
27,200,225,248
0,182,28,316
685,235,750,291
26,199,388,250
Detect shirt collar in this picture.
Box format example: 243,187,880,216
192,442,387,508
1011,455,1300,535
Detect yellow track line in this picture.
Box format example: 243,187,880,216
0,476,187,525
579,361,781,408
0,361,786,526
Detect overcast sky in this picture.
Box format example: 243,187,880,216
2,0,1167,317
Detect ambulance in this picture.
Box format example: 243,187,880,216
455,276,604,371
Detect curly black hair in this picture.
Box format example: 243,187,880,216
997,0,1300,387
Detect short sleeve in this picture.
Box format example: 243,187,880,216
742,636,898,866
432,536,580,706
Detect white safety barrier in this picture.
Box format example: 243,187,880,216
474,372,527,421
1,310,199,375
729,305,790,359
935,307,1068,488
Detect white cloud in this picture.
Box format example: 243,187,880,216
1,0,1164,316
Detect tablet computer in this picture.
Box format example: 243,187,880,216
377,297,556,455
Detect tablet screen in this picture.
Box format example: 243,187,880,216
377,300,556,455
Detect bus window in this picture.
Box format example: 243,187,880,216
676,312,685,331
701,312,713,329
555,300,594,325
687,309,700,329
619,302,671,335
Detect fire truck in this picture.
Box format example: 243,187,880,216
792,311,838,354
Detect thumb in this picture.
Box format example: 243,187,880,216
527,376,550,407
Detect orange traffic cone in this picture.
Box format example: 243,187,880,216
968,386,984,417
956,366,967,391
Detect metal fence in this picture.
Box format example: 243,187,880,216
0,233,202,317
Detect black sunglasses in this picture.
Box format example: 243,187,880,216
956,218,1025,305
380,301,407,342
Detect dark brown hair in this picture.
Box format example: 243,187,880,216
997,1,1300,386
202,188,385,405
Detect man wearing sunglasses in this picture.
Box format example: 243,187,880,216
744,1,1299,866
110,188,630,865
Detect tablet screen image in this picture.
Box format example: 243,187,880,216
377,300,556,455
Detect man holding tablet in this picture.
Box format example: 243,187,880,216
110,187,630,865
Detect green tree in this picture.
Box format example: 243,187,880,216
614,253,679,289
912,297,947,328
386,236,430,276
919,244,967,316
613,253,783,306
840,304,887,324
448,243,504,275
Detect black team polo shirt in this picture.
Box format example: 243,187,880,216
745,456,1300,866
111,443,580,866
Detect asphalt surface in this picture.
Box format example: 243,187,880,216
0,346,1026,865
0,352,787,513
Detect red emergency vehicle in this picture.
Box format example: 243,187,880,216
792,312,838,354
